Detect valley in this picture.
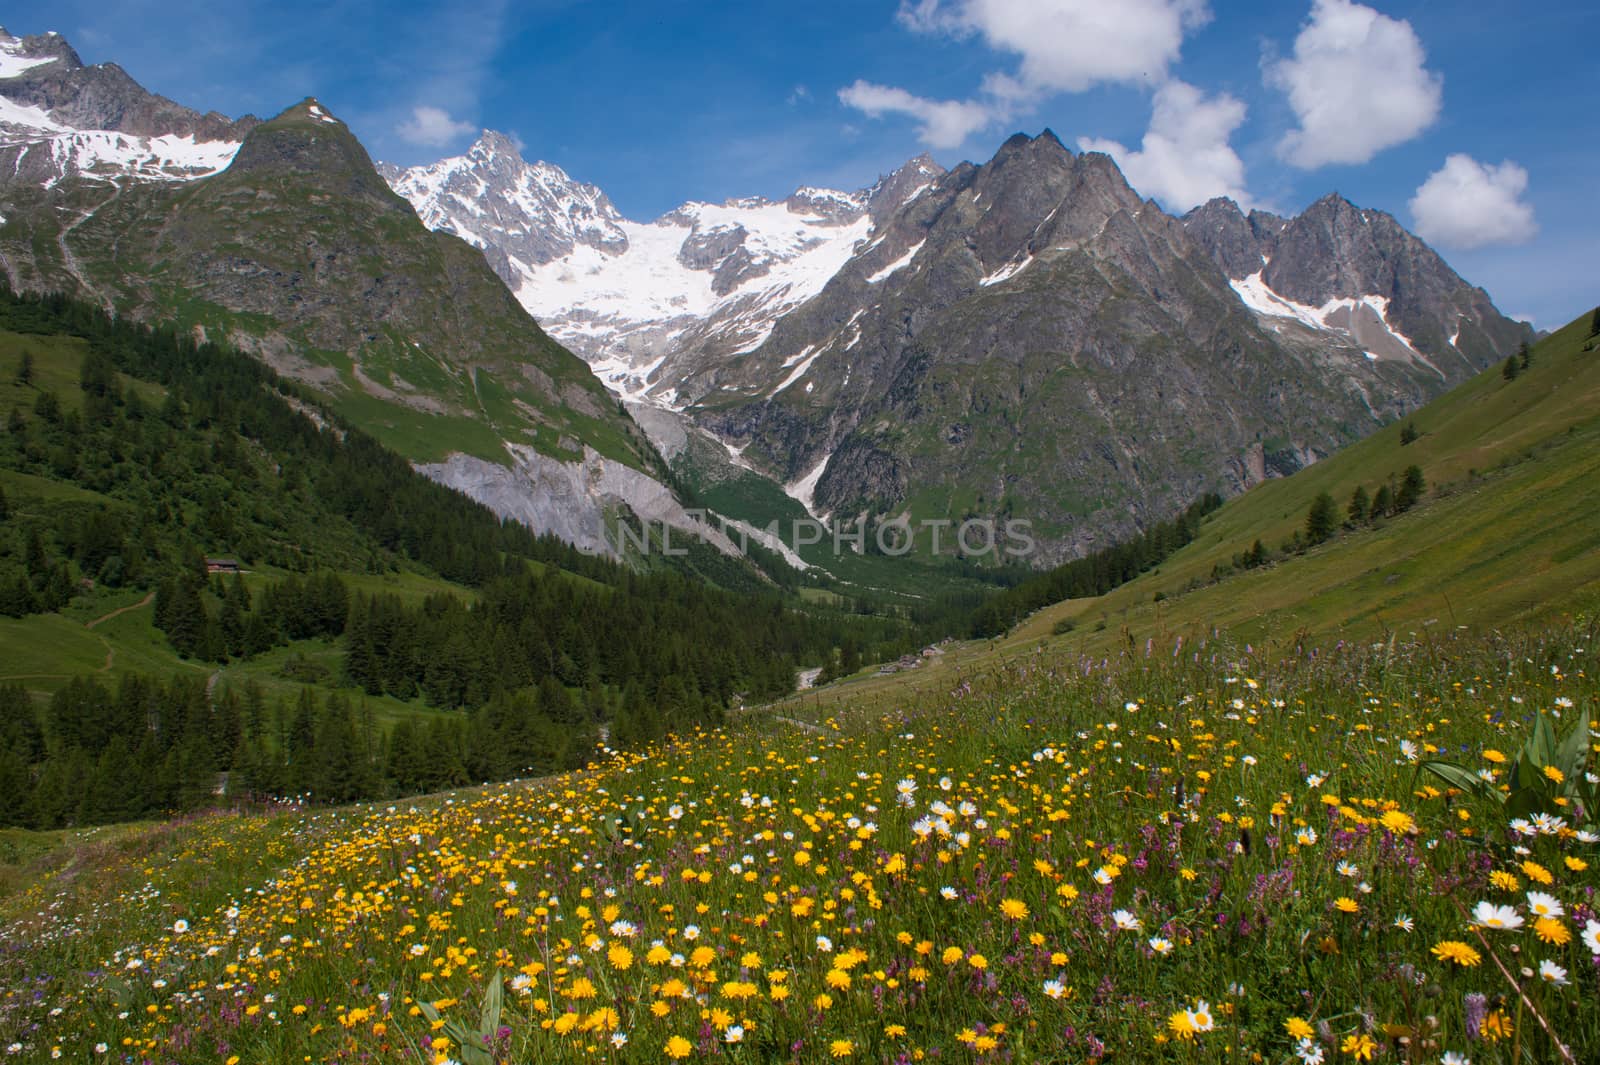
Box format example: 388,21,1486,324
0,9,1597,1065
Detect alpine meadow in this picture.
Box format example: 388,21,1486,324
0,4,1597,1065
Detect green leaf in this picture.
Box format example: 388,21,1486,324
1504,787,1552,822
479,969,503,1041
1556,706,1592,783
1529,712,1556,767
1419,760,1498,803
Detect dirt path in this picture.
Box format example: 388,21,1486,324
85,590,156,630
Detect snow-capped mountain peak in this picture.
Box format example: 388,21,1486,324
382,140,946,406
380,131,629,271
0,27,249,186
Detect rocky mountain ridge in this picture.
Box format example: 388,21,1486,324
386,127,1529,559
380,134,945,406
0,27,250,185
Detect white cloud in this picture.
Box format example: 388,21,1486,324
395,105,476,147
1078,80,1249,212
1267,0,1442,168
1408,154,1537,250
841,0,1210,150
897,0,1209,95
838,81,996,149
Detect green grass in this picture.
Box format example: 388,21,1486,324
2,622,1595,1063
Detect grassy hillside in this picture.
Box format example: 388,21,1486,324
0,100,662,475
1,616,1593,1063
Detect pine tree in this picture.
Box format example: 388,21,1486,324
1305,492,1338,545
1399,421,1419,445
1369,484,1393,521
1396,465,1427,511
1246,539,1267,568
1590,306,1600,337
1347,486,1370,526
1518,339,1532,371
14,351,32,386
1502,356,1520,381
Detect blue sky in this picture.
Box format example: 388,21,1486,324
9,0,1595,327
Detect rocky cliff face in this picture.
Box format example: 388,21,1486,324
685,132,1474,559
1184,195,1528,372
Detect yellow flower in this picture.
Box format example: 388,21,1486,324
1000,898,1029,920
1379,810,1415,834
1285,1017,1315,1041
829,1039,854,1058
1430,940,1482,967
884,1024,907,1038
1534,917,1571,945
1168,1010,1196,1041
1341,1033,1377,1060
665,1035,693,1059
607,944,633,971
1481,1009,1513,1041
967,953,988,970
1542,765,1564,783
1482,749,1507,764
1489,870,1521,892
1565,855,1588,872
1521,860,1554,885
1334,897,1359,914
941,946,964,965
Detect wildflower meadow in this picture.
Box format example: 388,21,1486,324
2,626,1597,1064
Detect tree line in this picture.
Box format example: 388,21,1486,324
967,493,1224,637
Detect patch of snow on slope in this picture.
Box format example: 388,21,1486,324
0,94,238,182
784,453,831,518
866,240,923,283
1231,272,1451,381
1229,271,1328,330
979,255,1033,287
772,345,825,395
721,518,811,571
0,95,65,134
0,37,57,79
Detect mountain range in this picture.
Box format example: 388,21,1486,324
0,26,1531,567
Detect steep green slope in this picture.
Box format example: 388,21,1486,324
0,100,658,473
